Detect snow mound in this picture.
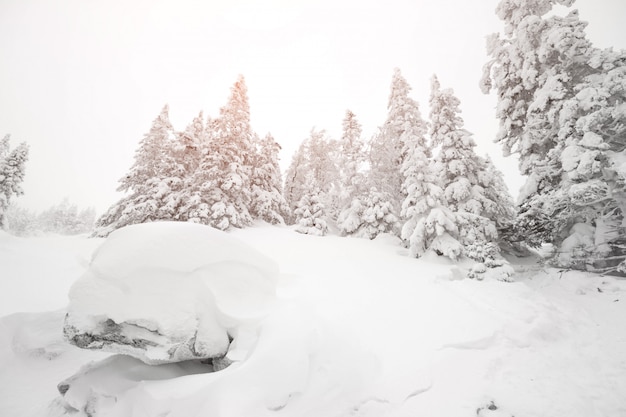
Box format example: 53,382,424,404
63,221,280,364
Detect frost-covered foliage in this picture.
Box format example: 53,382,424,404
37,198,96,235
338,188,399,239
400,101,460,259
0,134,29,229
430,76,515,261
95,76,283,236
94,105,181,236
336,110,367,215
5,200,96,236
369,69,427,215
65,222,280,364
249,133,290,224
482,0,626,272
283,139,309,224
3,204,37,236
284,129,339,226
183,76,255,230
294,192,329,236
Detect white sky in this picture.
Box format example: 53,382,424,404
1,0,625,214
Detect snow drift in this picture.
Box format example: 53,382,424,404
63,221,280,365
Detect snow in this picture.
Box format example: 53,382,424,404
1,224,626,416
64,222,280,364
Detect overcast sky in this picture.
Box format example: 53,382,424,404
1,0,625,214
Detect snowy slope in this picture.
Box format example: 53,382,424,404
1,224,625,417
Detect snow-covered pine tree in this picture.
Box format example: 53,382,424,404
337,110,400,238
336,110,366,215
185,76,256,230
482,0,626,272
337,187,399,239
478,155,519,254
399,77,461,259
285,129,338,228
284,139,310,224
93,105,181,236
249,133,290,224
0,134,29,229
430,75,506,261
294,190,329,236
400,135,461,259
369,68,427,217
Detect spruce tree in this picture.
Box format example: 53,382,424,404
338,187,399,239
285,129,338,228
0,134,29,229
482,0,626,272
250,133,290,224
94,105,180,236
336,110,366,215
430,75,507,261
284,139,310,224
369,69,428,215
184,76,255,230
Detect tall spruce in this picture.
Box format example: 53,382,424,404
250,133,290,224
94,105,180,236
184,77,256,230
482,0,626,272
370,69,427,216
430,75,506,261
0,134,29,229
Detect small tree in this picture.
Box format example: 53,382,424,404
0,134,29,229
338,188,399,239
294,191,328,236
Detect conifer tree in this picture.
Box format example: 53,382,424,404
294,191,328,236
284,139,310,223
399,116,461,259
369,69,428,215
338,187,399,239
0,134,29,229
184,76,255,230
94,105,180,236
482,0,626,272
336,110,366,214
250,133,290,224
284,129,338,227
430,75,505,261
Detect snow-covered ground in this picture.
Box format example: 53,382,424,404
1,224,625,417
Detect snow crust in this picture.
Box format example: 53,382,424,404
1,225,626,417
64,222,280,364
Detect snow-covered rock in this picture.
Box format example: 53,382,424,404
63,221,280,365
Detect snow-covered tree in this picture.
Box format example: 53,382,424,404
4,204,37,236
284,129,338,226
337,187,399,239
294,191,328,236
0,134,29,229
38,198,96,235
94,105,180,236
398,78,461,260
336,110,366,214
369,69,428,214
430,75,508,261
284,139,310,223
482,0,626,272
250,133,290,224
179,76,256,230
